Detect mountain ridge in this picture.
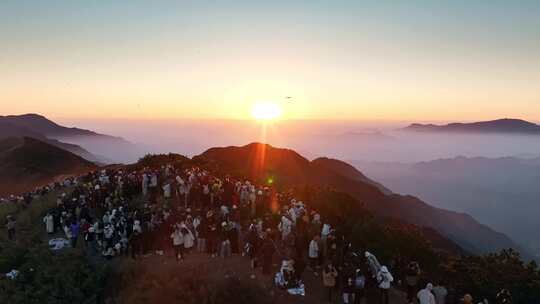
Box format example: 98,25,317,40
403,118,540,134
196,142,523,256
0,114,138,163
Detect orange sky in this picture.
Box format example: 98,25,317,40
1,2,539,122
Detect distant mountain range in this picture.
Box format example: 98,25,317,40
335,130,394,141
0,119,102,162
403,118,540,134
0,114,140,163
0,137,96,196
196,143,523,256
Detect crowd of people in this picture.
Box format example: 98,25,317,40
3,162,514,304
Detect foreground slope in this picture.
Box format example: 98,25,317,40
0,137,97,196
197,143,521,255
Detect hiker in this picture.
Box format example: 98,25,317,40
182,224,195,256
322,262,338,303
130,230,142,260
406,262,421,303
219,221,232,258
6,215,16,241
162,181,171,204
309,235,321,274
85,226,97,256
70,221,80,248
207,218,218,258
194,215,207,253
342,277,356,304
418,283,436,304
43,212,54,234
279,214,293,241
353,269,366,304
321,222,331,260
171,225,184,262
279,258,297,288
260,235,275,275
432,282,448,304
142,173,149,196
246,223,261,268
366,251,382,278
377,266,393,304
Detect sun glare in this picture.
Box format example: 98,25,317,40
251,102,282,120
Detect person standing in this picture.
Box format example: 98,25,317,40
207,219,218,258
70,221,80,248
406,262,421,304
142,173,149,197
309,235,320,275
195,215,207,253
418,283,436,304
260,236,275,275
6,215,16,241
219,222,232,258
182,225,195,256
353,269,366,304
162,181,171,205
322,262,338,303
377,266,394,304
171,226,184,262
342,277,356,304
432,282,448,304
43,213,54,234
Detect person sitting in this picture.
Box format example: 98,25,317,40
281,258,297,288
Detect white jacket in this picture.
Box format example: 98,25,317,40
171,230,184,246
418,285,436,304
309,240,319,258
183,228,195,249
377,267,393,289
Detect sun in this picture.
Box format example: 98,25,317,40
251,101,282,120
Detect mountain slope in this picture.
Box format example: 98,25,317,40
311,157,392,195
403,118,540,134
197,143,521,255
0,137,97,196
0,114,140,163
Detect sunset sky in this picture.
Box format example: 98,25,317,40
1,1,539,121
